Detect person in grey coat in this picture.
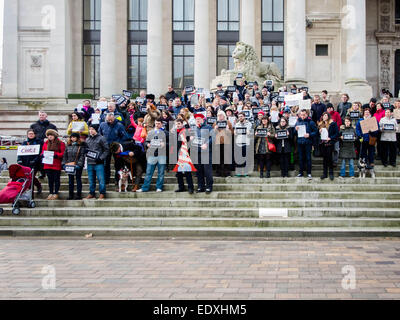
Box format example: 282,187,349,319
379,108,399,167
85,126,109,200
339,117,357,178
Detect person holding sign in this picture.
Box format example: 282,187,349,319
379,108,398,167
295,110,318,179
62,133,87,200
356,108,380,170
41,129,65,200
275,117,292,178
339,117,357,179
67,112,89,136
213,111,234,177
318,112,339,180
74,100,94,123
255,116,276,178
234,112,253,177
17,129,43,195
374,103,386,160
85,126,109,200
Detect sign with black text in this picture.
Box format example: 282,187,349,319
123,90,132,98
243,110,251,119
256,128,267,137
227,86,236,92
343,133,355,141
207,117,217,125
350,112,360,120
86,150,100,160
276,130,288,139
384,123,395,131
65,165,76,175
217,121,227,129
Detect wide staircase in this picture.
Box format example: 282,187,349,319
1,158,400,238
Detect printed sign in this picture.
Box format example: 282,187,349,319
289,116,298,127
217,121,227,129
383,102,391,109
297,125,307,138
263,106,271,113
97,101,108,110
291,89,297,94
343,133,355,141
112,95,121,100
192,137,205,147
116,96,127,105
157,104,167,111
252,107,262,115
271,111,280,123
17,145,41,156
123,90,132,98
277,96,285,103
151,139,162,147
265,80,273,87
236,127,247,135
65,165,76,175
320,128,329,141
227,86,236,92
136,97,145,104
276,130,288,139
256,128,267,137
299,99,312,110
207,117,217,125
228,117,237,125
285,93,303,107
91,113,100,125
86,150,99,160
72,122,85,132
384,123,395,131
350,112,360,120
42,151,54,165
185,86,194,93
243,110,251,119
237,73,243,79
140,106,148,113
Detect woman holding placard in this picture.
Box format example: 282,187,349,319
318,112,339,180
255,116,276,178
379,108,398,167
275,117,292,178
339,117,357,179
67,112,89,136
41,129,65,200
213,111,234,177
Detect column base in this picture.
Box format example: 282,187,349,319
285,79,308,87
343,80,373,104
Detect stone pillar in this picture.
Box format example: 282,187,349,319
285,0,307,86
1,0,19,99
240,0,256,48
194,0,210,89
147,0,164,96
100,0,127,98
343,0,373,103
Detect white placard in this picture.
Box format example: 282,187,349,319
271,111,279,123
72,122,85,132
42,151,54,165
91,113,100,125
76,104,84,113
97,101,108,110
228,117,237,125
297,125,306,138
284,93,303,107
299,99,312,110
289,116,298,127
321,128,329,140
17,145,40,156
204,90,211,100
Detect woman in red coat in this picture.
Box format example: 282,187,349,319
41,129,65,200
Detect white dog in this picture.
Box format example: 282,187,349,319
118,167,132,192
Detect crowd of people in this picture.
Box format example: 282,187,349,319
15,78,400,200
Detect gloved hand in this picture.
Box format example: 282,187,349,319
62,165,66,170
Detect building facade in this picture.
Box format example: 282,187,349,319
0,0,399,103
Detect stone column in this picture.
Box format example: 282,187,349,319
100,0,127,98
194,0,210,89
147,0,164,96
343,0,373,102
285,0,307,86
240,0,256,48
0,0,19,100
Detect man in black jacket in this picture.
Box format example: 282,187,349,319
311,95,326,123
165,85,179,101
30,111,58,178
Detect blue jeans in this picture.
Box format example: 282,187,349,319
141,156,166,191
340,159,354,177
298,143,312,175
87,164,106,195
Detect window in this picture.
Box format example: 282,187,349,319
396,0,400,24
173,0,195,31
128,0,148,30
83,0,101,30
262,45,284,76
128,44,147,93
83,44,100,98
217,44,236,75
83,0,101,98
217,0,240,31
262,0,284,31
173,44,194,90
316,44,328,56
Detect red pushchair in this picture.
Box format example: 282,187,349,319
0,164,36,215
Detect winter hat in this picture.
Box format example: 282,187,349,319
45,129,59,138
70,132,80,140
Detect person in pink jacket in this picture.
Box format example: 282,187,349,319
374,102,386,160
130,116,145,145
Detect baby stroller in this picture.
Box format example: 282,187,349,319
0,164,36,215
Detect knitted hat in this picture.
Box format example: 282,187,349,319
45,129,59,138
70,132,80,139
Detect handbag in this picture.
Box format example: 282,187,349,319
140,127,147,139
368,135,377,146
66,146,81,167
266,138,276,153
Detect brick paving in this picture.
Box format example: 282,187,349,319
0,239,400,300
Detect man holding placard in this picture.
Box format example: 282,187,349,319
295,110,318,179
356,108,380,169
379,108,398,167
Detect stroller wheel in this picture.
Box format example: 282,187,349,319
28,201,36,209
12,208,21,216
0,208,3,215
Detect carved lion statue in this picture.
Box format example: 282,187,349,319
221,41,282,86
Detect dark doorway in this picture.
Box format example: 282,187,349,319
395,50,400,98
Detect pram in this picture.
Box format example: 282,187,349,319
0,164,36,215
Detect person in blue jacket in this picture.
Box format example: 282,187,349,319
356,108,380,169
295,109,318,180
99,113,130,186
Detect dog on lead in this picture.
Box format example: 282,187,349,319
358,158,375,179
118,166,133,192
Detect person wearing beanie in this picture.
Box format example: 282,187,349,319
62,133,87,200
41,129,65,200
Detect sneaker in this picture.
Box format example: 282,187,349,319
188,189,194,195
136,189,144,193
297,173,303,178
320,175,327,180
307,174,312,180
339,176,345,180
156,189,162,192
205,189,212,194
196,189,205,193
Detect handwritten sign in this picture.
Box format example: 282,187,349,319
72,122,85,132
17,145,40,156
299,99,312,110
97,101,108,110
42,151,54,165
285,93,303,107
360,117,379,134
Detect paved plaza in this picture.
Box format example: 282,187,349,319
0,238,400,300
